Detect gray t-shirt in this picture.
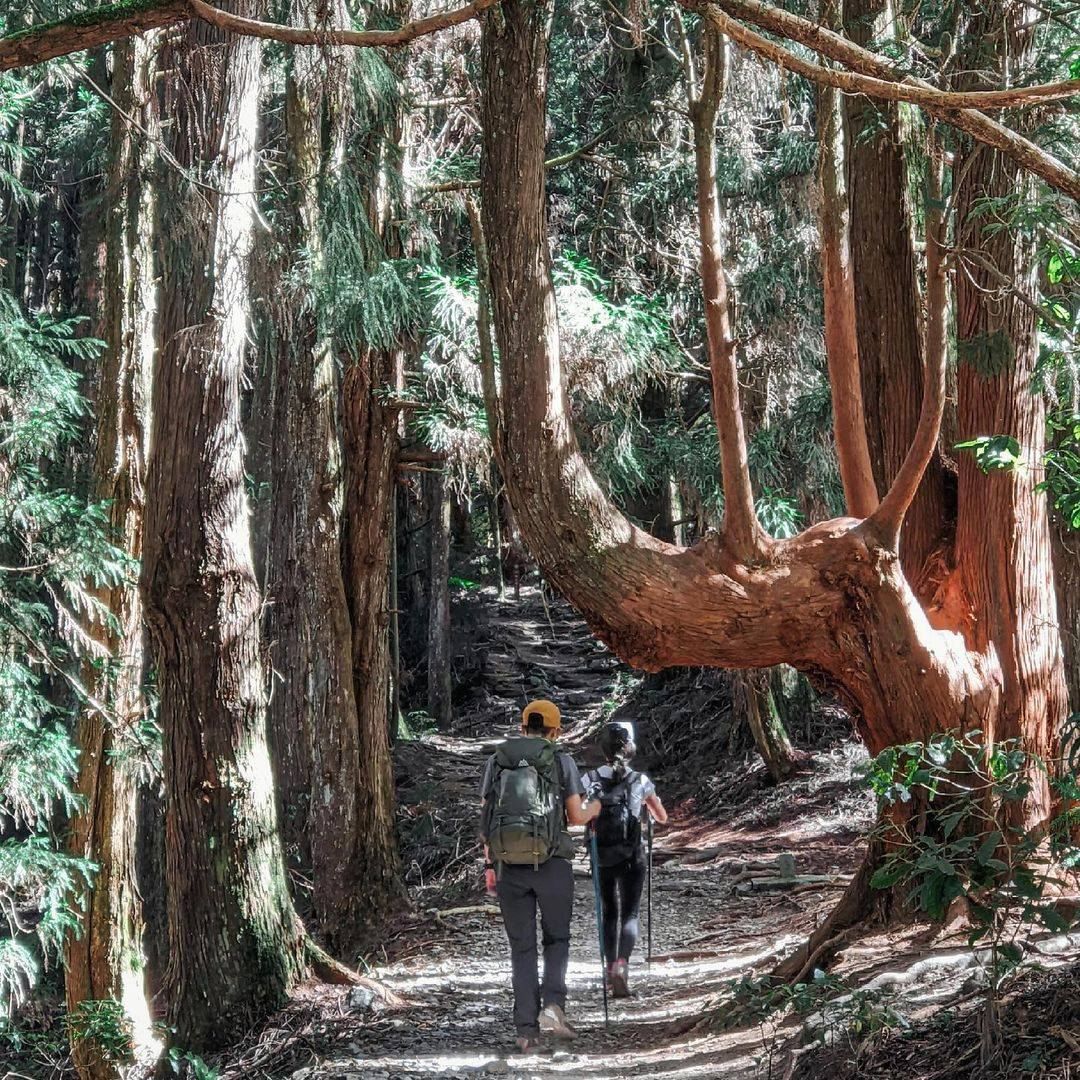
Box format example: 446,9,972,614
480,747,586,860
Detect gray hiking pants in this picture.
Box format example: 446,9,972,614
496,856,574,1037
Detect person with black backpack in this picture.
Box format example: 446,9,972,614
585,721,668,1000
479,699,600,1052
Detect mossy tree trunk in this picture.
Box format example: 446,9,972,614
262,0,393,956
732,670,798,783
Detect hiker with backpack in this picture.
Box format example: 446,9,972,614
479,698,600,1052
585,721,668,999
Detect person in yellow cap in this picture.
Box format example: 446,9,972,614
479,699,599,1052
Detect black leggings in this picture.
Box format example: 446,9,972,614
599,851,646,962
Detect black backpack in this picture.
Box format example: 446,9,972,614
593,769,644,865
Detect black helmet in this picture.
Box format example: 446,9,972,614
599,721,636,763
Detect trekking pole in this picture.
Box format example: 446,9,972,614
647,813,653,963
588,827,609,1028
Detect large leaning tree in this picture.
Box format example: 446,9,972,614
480,0,1076,977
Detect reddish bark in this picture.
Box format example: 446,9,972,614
842,0,952,592
815,39,877,519
947,1,1068,819
689,27,767,563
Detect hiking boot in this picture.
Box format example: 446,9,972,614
539,1003,578,1040
515,1035,541,1053
611,959,630,999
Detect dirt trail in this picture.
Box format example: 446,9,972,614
282,723,873,1080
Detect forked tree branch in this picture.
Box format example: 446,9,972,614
0,0,496,70
684,0,1080,202
862,144,948,548
817,0,878,518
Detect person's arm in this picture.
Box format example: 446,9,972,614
479,759,496,893
561,753,600,827
644,792,668,824
565,792,600,826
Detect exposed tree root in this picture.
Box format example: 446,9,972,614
306,941,402,1005
772,841,882,983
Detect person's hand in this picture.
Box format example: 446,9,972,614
485,867,497,896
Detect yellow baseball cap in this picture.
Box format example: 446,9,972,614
521,699,561,731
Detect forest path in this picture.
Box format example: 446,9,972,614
282,731,871,1080
447,583,626,734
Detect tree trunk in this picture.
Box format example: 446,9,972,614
142,4,307,1049
1051,510,1080,713
339,352,405,925
476,0,1057,767
489,465,505,600
816,44,876,518
477,0,1069,973
336,6,409,921
426,467,453,728
844,0,951,590
401,476,428,659
732,669,798,782
263,0,390,955
64,36,157,1080
949,2,1068,818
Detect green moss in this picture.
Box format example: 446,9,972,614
958,329,1015,376
2,0,174,49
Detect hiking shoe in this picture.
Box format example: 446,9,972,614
515,1035,541,1053
539,1003,578,1040
611,959,630,999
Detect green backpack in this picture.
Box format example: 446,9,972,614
486,736,564,869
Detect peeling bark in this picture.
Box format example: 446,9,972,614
843,0,950,590
262,0,389,955
949,2,1067,820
